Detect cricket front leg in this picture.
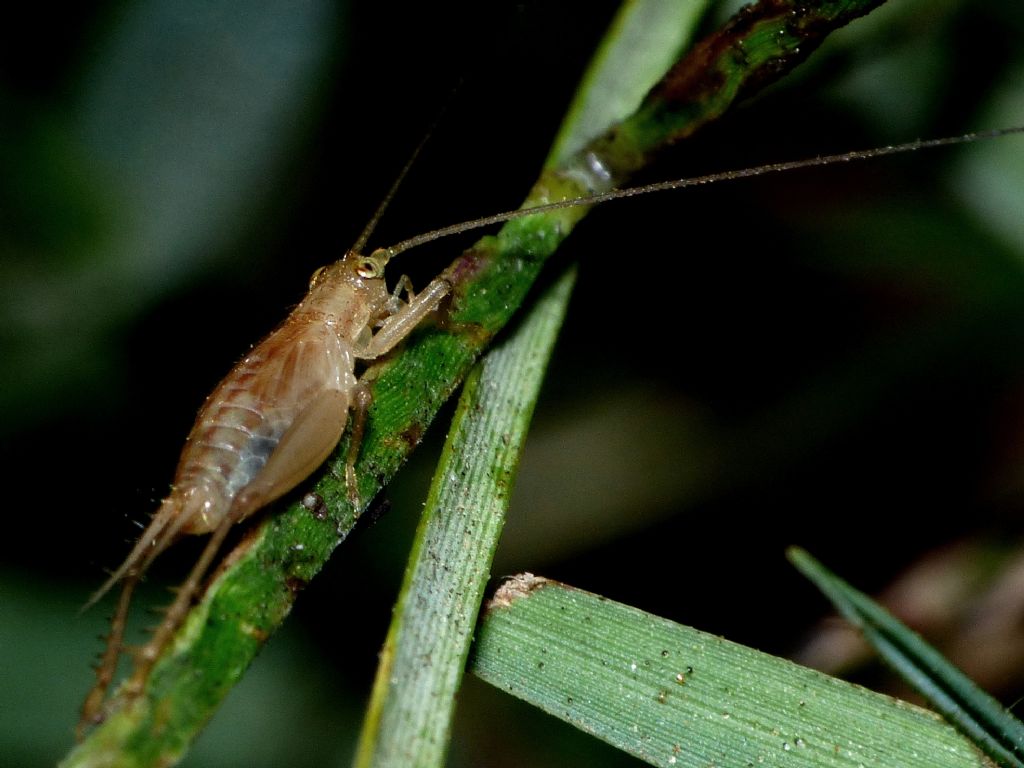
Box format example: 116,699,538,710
361,275,452,359
345,274,449,502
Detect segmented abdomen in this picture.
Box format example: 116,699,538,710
171,316,355,534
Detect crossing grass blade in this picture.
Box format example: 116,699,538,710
470,575,997,768
789,547,1024,768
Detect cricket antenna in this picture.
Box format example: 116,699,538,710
350,83,465,257
376,125,1024,260
349,130,432,256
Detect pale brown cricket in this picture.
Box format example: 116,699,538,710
79,125,1023,736
79,245,452,734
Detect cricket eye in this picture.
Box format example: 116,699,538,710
357,258,381,279
308,265,327,289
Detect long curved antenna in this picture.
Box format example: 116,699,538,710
350,82,465,255
349,129,434,255
374,125,1024,260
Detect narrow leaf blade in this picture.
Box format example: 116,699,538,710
789,547,1024,768
471,575,995,768
354,269,577,767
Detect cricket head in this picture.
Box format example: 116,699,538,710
308,249,392,290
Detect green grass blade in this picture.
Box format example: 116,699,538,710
470,575,995,768
547,0,710,163
353,268,576,768
789,547,1024,768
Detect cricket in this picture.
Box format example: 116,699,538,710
74,0,1024,749
78,242,453,732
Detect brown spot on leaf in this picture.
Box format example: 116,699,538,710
400,422,423,448
240,623,269,643
488,573,549,609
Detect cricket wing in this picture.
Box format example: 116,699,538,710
176,320,356,533
231,386,350,518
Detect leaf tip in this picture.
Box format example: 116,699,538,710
786,546,818,576
786,545,807,561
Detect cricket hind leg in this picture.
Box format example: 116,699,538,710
78,497,194,737
77,573,140,739
119,507,242,703
118,389,352,703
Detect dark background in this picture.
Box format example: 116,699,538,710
3,1,1024,765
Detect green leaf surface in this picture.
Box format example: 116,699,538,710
470,575,995,768
548,0,710,163
789,548,1024,768
354,269,576,768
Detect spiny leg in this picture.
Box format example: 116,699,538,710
120,509,240,702
120,389,352,698
78,499,191,735
77,572,139,739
